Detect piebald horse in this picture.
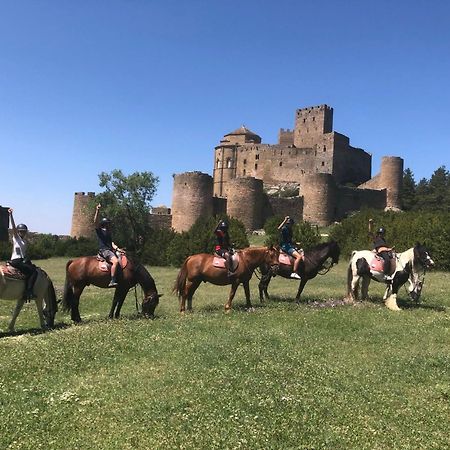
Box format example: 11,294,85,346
347,243,434,311
62,255,161,322
174,246,279,313
0,266,57,332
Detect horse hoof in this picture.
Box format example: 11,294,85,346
246,307,255,313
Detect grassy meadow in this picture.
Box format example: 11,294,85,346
0,255,449,449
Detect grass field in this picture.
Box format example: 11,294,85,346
0,256,449,449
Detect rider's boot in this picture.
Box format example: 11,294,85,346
108,276,118,288
290,272,301,280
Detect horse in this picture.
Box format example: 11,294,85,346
0,265,58,332
173,246,279,313
258,241,341,304
62,255,162,322
347,243,435,311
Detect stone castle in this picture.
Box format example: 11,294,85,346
70,104,404,237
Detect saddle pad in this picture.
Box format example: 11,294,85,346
212,254,239,271
279,253,294,266
97,255,128,272
369,255,384,273
0,265,27,280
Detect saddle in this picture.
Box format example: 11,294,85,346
370,253,396,275
279,251,294,266
0,264,27,280
212,253,240,272
96,254,128,272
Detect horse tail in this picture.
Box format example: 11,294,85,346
62,260,74,313
173,258,189,298
347,252,356,295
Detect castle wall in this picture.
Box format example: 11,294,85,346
294,104,333,147
0,206,9,242
226,177,265,230
213,197,227,216
213,145,237,196
172,172,214,233
266,196,303,223
380,156,403,209
335,187,386,220
70,192,96,238
278,128,294,146
301,174,336,226
148,213,172,230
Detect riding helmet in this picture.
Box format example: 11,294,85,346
286,218,294,225
17,224,28,232
377,226,386,235
100,218,112,227
218,220,228,230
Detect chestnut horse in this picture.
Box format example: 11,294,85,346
173,246,279,313
62,256,161,322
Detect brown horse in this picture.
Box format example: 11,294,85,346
62,255,161,322
174,246,279,313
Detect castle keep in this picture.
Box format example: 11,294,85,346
71,104,404,236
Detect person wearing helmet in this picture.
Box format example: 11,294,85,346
278,216,303,279
7,209,38,300
94,204,123,287
214,220,234,276
369,219,393,279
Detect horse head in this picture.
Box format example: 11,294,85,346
266,245,279,275
413,242,435,269
328,240,341,265
142,292,163,318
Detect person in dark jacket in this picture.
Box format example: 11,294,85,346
369,218,393,279
214,220,234,276
278,216,303,279
94,204,124,287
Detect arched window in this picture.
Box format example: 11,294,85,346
216,159,222,168
226,158,232,168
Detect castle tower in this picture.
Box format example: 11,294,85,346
379,156,403,210
226,177,265,231
301,174,336,226
294,104,333,148
70,192,96,238
172,172,214,232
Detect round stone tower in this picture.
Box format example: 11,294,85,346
379,156,403,210
171,172,214,233
226,177,264,231
301,174,336,226
70,192,95,238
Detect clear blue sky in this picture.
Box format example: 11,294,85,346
1,0,449,234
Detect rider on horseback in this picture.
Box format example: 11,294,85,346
94,204,124,287
214,220,234,277
7,209,38,300
278,216,303,279
369,219,393,281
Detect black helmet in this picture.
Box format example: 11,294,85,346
17,224,28,232
377,226,386,235
100,218,111,227
286,218,294,225
218,220,228,230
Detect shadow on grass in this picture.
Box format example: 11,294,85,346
0,322,70,339
398,299,446,312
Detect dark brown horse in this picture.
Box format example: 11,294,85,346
174,246,279,313
258,241,340,303
62,255,161,322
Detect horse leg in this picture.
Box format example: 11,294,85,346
361,276,371,301
350,275,360,302
110,287,129,319
258,275,268,303
34,297,46,329
187,280,200,312
224,281,240,312
243,280,253,310
71,286,84,323
295,278,308,304
385,280,401,311
8,298,26,332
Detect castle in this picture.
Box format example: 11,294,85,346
70,104,404,237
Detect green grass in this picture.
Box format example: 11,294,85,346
0,258,449,449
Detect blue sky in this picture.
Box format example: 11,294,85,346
1,0,449,234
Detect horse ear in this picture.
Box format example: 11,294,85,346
415,242,421,248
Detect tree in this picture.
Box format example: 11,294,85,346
95,169,159,253
428,166,450,212
401,168,416,210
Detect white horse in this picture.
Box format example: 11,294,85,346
347,243,434,311
0,266,58,332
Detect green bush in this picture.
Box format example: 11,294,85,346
329,209,450,270
167,215,249,267
141,228,177,266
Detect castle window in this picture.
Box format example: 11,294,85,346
243,159,247,165
216,159,222,168
321,161,325,166
303,118,306,123
279,161,283,167
243,169,246,176
255,154,260,160
323,146,326,152
312,117,315,122
254,163,258,170
226,158,232,168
